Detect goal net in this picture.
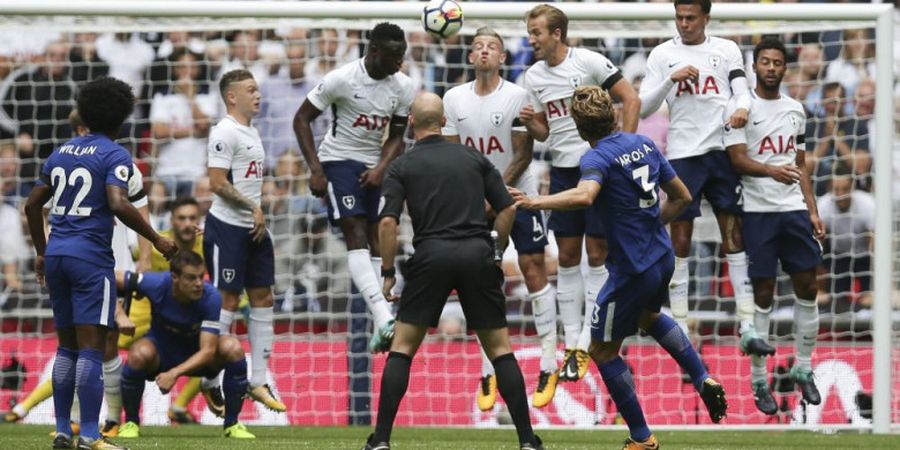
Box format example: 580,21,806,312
0,1,894,432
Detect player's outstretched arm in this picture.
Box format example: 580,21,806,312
727,144,800,185
293,99,327,197
24,184,52,286
156,331,219,394
511,179,600,212
108,185,176,258
659,176,692,224
608,78,641,133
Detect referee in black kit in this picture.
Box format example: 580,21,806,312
361,93,542,450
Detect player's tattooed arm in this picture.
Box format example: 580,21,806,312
209,167,256,212
660,176,692,224
504,130,533,186
519,105,549,142
293,99,327,196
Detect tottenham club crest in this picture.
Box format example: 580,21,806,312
222,268,235,284
709,55,721,68
788,114,799,130
342,195,356,210
569,75,582,89
389,97,398,110
490,112,503,127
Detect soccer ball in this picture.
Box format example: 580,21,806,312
422,0,463,39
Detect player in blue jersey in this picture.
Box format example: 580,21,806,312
24,76,177,450
511,86,727,450
115,251,255,440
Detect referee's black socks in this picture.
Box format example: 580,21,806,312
492,353,538,447
373,351,412,443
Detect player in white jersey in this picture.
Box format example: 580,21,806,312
294,22,414,353
519,4,641,384
725,38,825,415
205,69,286,412
638,0,766,354
442,27,557,410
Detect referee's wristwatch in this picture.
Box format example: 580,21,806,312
381,266,396,278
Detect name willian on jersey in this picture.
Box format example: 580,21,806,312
57,144,98,156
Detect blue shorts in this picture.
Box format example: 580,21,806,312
547,167,606,238
743,211,822,279
44,255,116,329
322,160,382,225
591,252,674,342
203,213,275,292
511,208,548,255
139,333,219,379
669,151,742,220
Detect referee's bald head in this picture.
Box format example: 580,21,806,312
410,92,445,138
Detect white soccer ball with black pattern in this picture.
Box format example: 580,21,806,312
422,0,464,39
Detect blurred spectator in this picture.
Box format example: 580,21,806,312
816,164,874,312
853,78,875,147
0,184,28,292
1,41,76,181
193,175,213,219
258,41,316,168
0,141,22,205
218,30,267,83
404,31,436,93
148,181,170,231
145,32,211,108
69,33,109,83
149,48,217,198
824,28,875,103
96,32,155,101
304,28,344,85
808,82,870,195
796,43,826,116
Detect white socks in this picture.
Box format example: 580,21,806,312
751,305,773,384
793,297,819,372
371,256,384,287
556,265,584,349
348,249,393,330
577,265,608,351
529,284,558,373
670,256,690,335
103,357,123,423
248,306,274,387
219,309,235,335
727,252,756,334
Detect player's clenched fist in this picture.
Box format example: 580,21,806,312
518,104,537,125
308,170,328,197
154,235,178,259
669,65,699,83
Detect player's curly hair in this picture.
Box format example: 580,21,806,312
674,0,711,15
76,76,134,138
754,37,788,63
370,22,405,45
570,86,616,143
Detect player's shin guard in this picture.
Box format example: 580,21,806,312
727,252,756,334
348,249,393,330
599,357,650,442
102,357,123,424
577,265,608,351
223,359,248,428
669,257,690,335
793,297,819,372
373,352,412,444
556,266,584,349
120,365,147,425
647,315,708,392
492,353,537,447
751,305,773,384
530,284,558,372
248,306,274,387
52,347,78,437
75,349,104,440
219,309,235,335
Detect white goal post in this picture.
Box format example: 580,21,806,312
0,0,894,434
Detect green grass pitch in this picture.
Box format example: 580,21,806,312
1,424,893,449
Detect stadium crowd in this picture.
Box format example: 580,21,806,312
0,0,895,330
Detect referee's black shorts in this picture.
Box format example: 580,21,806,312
398,237,507,330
